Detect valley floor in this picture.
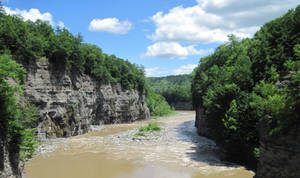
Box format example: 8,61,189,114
25,111,254,178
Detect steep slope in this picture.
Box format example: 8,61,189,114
24,60,150,139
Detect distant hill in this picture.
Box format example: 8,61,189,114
146,74,193,110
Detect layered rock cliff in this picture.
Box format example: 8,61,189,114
24,59,150,139
254,120,300,178
1,59,150,177
0,141,24,178
194,107,210,137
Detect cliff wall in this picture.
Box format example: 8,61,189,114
195,108,300,178
255,121,300,178
0,140,24,178
23,59,150,139
194,107,210,137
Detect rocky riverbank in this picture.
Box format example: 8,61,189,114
26,111,254,178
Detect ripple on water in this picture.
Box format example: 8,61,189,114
26,111,254,178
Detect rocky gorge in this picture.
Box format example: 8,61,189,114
0,59,150,177
24,59,150,139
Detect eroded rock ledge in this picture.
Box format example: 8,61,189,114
24,59,150,139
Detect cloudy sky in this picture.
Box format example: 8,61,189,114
2,0,299,76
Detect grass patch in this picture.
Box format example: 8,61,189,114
134,122,161,137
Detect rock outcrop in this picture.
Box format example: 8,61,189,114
194,107,210,137
0,141,24,178
24,59,150,139
255,120,300,178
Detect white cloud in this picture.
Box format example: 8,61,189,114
4,6,54,25
148,0,299,43
145,67,170,77
145,64,198,77
57,21,67,29
199,0,299,15
143,42,212,59
172,64,198,75
89,18,132,34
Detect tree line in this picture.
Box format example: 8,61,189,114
191,5,300,168
147,74,192,105
0,7,146,92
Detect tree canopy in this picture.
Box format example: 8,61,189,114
192,5,300,168
147,74,192,104
0,10,146,92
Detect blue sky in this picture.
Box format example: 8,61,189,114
2,0,299,76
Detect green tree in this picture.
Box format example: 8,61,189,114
191,4,300,169
0,54,38,159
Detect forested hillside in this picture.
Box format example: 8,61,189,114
147,74,192,109
192,4,300,170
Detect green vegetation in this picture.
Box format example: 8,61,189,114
0,54,39,159
191,5,300,168
134,122,161,137
0,1,174,162
0,2,147,161
147,75,192,105
145,87,174,116
0,7,146,92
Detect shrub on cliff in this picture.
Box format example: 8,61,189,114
0,54,39,159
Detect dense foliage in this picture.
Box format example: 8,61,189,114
0,54,39,159
192,5,300,168
0,9,146,92
145,87,174,116
147,75,192,105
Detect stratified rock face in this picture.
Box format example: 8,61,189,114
194,107,210,137
0,141,23,178
255,121,300,178
24,60,150,139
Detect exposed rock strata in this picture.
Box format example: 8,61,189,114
0,141,24,178
255,120,300,178
1,59,149,177
194,107,210,137
24,59,150,138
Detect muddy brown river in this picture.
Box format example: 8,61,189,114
25,111,254,178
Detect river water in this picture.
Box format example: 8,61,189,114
25,111,254,178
